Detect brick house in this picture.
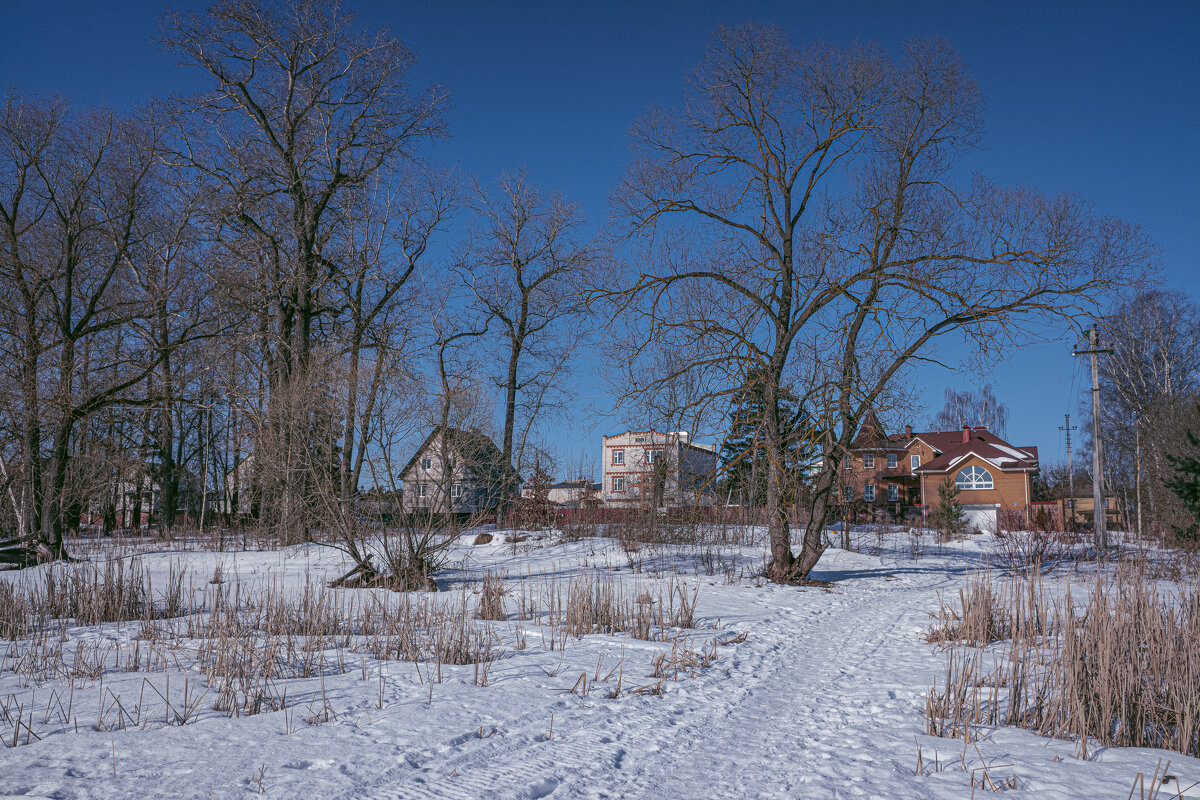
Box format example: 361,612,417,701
841,414,1039,531
601,430,717,508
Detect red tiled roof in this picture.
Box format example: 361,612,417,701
850,417,1040,473
910,428,1039,474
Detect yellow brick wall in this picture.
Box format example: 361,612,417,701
921,454,1031,510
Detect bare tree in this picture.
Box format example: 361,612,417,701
932,384,1009,436
455,171,593,523
1093,290,1200,536
0,95,163,559
331,168,454,509
611,26,1149,582
161,0,448,535
0,93,59,547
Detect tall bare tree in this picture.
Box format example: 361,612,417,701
331,168,454,508
456,171,593,522
161,0,448,534
0,95,164,558
1093,290,1200,536
612,26,1149,582
932,384,1009,436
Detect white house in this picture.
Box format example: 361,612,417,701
600,430,717,508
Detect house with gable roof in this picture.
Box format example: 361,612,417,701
840,413,1039,531
399,426,520,516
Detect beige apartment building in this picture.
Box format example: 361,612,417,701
600,430,717,508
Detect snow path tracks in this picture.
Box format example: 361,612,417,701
329,555,963,800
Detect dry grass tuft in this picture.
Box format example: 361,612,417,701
926,563,1200,758
478,572,505,621
549,573,697,641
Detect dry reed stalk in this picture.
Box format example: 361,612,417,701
478,572,505,621
926,565,1200,758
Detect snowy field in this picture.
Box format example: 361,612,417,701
1,526,1197,799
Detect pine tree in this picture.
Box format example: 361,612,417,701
929,480,966,538
1166,409,1200,543
718,368,813,507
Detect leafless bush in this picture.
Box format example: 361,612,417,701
991,528,1074,576
557,517,600,541
926,564,1200,758
907,527,928,559
612,508,707,550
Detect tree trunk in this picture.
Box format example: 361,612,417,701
764,372,799,582
497,335,523,526
20,349,42,541
40,420,72,558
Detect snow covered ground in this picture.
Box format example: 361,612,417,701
1,527,1197,799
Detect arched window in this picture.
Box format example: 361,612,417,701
955,465,994,490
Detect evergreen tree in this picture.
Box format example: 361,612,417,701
718,368,813,507
1166,408,1200,544
929,481,966,538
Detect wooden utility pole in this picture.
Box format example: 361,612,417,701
1059,414,1077,528
1074,328,1113,551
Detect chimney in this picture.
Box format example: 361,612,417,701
962,425,970,444
905,424,912,439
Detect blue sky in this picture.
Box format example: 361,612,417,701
3,0,1197,471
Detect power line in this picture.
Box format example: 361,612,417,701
1059,413,1077,523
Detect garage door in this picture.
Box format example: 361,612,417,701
961,505,998,534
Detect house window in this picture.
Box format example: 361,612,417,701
910,454,920,472
634,436,646,443
888,484,899,502
843,458,852,470
417,483,427,498
863,454,875,469
420,457,432,470
612,450,624,466
864,484,876,502
887,453,898,469
645,448,663,465
955,466,994,490
843,485,853,502
613,476,625,492
450,483,463,499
